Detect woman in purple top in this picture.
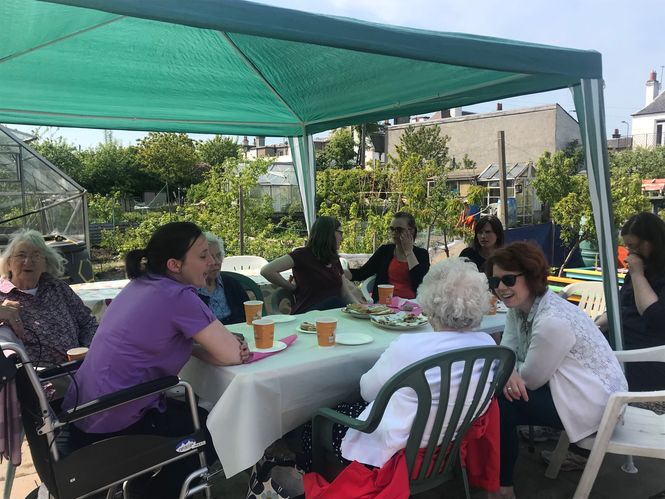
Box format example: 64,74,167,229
261,216,361,314
62,221,250,498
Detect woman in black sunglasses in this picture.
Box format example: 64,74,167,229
460,215,504,272
345,211,430,300
485,242,627,499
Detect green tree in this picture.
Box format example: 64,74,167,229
197,135,241,168
610,147,665,178
136,132,201,191
392,125,449,169
31,136,85,181
315,128,356,170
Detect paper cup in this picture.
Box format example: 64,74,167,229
244,300,264,325
67,347,89,361
252,318,275,349
377,284,395,305
489,294,497,315
316,318,337,347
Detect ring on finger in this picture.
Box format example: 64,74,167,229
507,387,513,391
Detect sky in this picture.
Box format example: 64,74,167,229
8,0,665,148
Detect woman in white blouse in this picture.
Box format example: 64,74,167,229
485,242,627,499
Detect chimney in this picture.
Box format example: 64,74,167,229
646,70,661,105
255,136,265,147
496,103,503,111
612,129,621,139
394,116,410,125
449,107,463,117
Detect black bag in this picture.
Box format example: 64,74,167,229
246,455,304,499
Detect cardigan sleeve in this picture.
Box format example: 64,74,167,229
350,245,390,282
59,280,98,347
408,246,430,293
641,276,665,337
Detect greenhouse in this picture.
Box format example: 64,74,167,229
0,125,92,282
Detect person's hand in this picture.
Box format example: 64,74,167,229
288,274,297,293
399,230,414,255
0,302,25,339
625,252,645,276
503,370,529,402
239,339,251,363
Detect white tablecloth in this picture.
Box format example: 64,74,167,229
179,308,507,477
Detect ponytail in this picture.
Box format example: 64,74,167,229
125,249,147,279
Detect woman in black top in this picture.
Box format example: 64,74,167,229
345,212,429,300
459,215,505,272
596,211,665,391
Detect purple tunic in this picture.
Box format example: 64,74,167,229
62,274,215,433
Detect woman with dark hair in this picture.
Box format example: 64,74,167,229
62,222,249,498
486,242,626,499
262,216,360,314
596,211,665,391
345,211,430,300
460,215,505,272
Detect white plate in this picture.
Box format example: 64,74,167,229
335,333,374,345
341,306,392,319
262,314,296,323
297,325,317,334
250,340,288,353
370,314,429,331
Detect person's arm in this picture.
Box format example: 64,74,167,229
518,316,575,390
349,246,386,282
340,275,365,304
192,320,249,365
408,246,430,291
60,280,98,347
261,255,296,291
626,254,659,314
0,301,25,339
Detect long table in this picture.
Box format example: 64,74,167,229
179,308,506,477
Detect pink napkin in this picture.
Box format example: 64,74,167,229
248,334,297,363
388,297,423,316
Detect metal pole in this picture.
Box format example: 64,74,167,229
497,131,508,227
239,185,245,255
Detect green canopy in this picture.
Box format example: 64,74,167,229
0,0,621,348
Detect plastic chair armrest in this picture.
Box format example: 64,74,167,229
38,359,84,381
614,345,665,363
59,375,180,424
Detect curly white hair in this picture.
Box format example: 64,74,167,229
416,257,490,330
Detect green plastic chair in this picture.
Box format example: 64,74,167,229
271,287,295,315
220,271,266,314
312,345,516,497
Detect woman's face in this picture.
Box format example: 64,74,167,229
207,242,223,283
477,223,498,249
491,264,534,314
389,217,413,244
623,234,652,260
8,242,46,289
170,235,214,288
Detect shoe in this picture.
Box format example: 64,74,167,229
518,425,561,442
541,450,587,471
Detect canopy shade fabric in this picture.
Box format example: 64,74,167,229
1,0,603,136
0,0,621,348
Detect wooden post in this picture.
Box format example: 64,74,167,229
497,131,508,227
239,184,245,255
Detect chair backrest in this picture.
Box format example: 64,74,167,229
360,275,376,302
339,257,350,270
221,255,269,272
365,345,515,495
562,281,605,318
221,271,266,311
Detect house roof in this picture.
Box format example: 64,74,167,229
633,92,665,117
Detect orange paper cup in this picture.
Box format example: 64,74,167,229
244,300,264,325
252,318,275,349
489,294,497,315
316,318,337,347
377,284,395,305
67,347,89,361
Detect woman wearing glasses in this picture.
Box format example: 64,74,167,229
262,216,361,314
0,229,97,365
485,242,626,499
460,215,505,272
345,212,430,300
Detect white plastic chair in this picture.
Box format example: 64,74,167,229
360,275,376,303
544,344,665,498
339,257,350,270
221,255,269,272
561,281,606,319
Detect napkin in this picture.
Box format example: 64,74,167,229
247,334,297,363
388,297,422,316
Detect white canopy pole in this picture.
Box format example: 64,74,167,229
289,134,316,233
572,79,623,350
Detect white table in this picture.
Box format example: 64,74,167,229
179,308,507,477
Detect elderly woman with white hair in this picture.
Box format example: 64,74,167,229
0,229,97,364
300,257,497,473
197,232,250,325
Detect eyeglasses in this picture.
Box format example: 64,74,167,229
488,273,524,290
11,252,44,262
389,226,406,233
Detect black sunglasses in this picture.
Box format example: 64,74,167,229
488,273,524,290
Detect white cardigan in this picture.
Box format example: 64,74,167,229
501,290,627,442
340,331,496,467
